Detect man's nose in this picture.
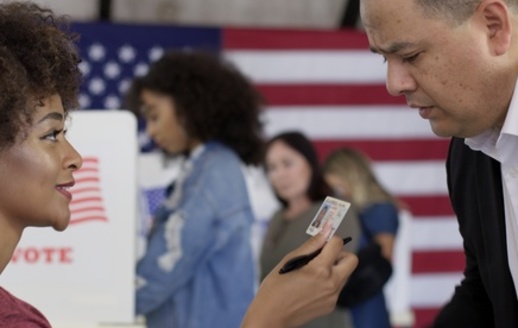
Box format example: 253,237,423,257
385,61,416,97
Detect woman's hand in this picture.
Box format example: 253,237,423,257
241,232,358,328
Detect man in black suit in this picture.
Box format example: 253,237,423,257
359,0,518,326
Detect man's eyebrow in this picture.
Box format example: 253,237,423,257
37,112,64,123
370,42,413,54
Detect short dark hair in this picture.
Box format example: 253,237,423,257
415,0,518,24
265,131,332,206
125,51,265,165
415,0,481,23
0,1,82,150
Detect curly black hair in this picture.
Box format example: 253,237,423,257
0,1,82,151
125,51,265,165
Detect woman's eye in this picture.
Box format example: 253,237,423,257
282,160,293,168
266,164,276,173
146,113,158,122
43,129,63,141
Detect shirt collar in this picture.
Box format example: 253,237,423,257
465,77,518,152
501,81,518,139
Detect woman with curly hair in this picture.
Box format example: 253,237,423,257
125,51,265,328
0,1,83,326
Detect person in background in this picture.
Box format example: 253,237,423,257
0,2,83,326
125,50,266,328
360,0,518,325
260,131,361,328
323,147,400,328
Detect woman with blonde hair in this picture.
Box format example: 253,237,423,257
323,147,400,328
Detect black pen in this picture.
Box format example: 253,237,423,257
279,236,353,274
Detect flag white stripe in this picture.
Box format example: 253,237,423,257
410,217,462,250
70,201,104,211
373,161,448,195
74,172,101,181
71,190,103,199
410,273,462,307
262,106,436,139
225,51,386,83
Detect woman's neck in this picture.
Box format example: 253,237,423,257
284,196,312,220
0,218,22,274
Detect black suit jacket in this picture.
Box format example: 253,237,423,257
434,137,518,327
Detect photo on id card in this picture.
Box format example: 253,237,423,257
306,196,351,240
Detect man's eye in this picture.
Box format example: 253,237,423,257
403,53,420,63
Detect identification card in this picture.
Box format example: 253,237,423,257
306,196,351,240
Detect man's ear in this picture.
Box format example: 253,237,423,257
476,0,512,55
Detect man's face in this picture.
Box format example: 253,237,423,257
360,0,511,138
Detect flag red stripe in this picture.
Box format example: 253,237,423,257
69,216,108,225
412,250,465,274
224,28,370,50
71,206,105,214
81,157,99,164
76,167,99,174
313,139,450,162
398,195,454,217
257,84,405,105
412,307,442,328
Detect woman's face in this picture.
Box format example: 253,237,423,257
266,140,312,203
0,94,82,231
140,89,200,154
324,173,350,198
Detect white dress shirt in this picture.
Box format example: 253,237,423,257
465,81,518,300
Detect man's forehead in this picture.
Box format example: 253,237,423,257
360,0,427,51
360,0,421,24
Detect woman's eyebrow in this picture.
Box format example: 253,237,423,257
37,112,64,123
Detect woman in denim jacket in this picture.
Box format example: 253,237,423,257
126,51,264,328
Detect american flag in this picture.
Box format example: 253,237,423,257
73,23,463,327
69,156,108,225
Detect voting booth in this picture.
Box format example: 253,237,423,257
0,111,140,327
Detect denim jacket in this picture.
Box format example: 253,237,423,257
136,141,256,328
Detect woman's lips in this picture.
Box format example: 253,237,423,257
56,182,74,201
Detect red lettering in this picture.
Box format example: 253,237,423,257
41,248,56,263
10,247,73,264
59,248,73,263
10,248,23,263
24,248,39,263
